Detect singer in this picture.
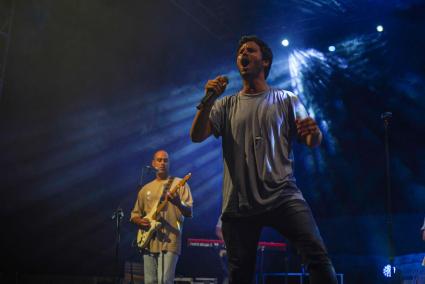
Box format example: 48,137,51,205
190,35,337,283
130,150,193,284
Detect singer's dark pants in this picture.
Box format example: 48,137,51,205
221,199,337,284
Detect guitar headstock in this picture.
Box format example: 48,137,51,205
169,173,192,195
182,173,192,183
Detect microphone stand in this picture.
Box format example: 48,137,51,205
139,166,148,186
381,112,395,279
139,166,157,186
112,207,124,284
133,165,155,281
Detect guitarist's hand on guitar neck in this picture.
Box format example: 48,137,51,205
167,190,192,217
166,191,181,206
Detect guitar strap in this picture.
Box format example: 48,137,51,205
157,176,175,238
162,176,175,195
158,176,175,205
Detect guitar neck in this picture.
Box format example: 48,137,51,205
151,177,173,220
151,173,191,220
152,199,168,220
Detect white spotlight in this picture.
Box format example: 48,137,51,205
281,39,289,47
382,264,396,278
376,25,384,32
328,45,336,52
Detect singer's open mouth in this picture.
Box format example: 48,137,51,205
241,57,250,67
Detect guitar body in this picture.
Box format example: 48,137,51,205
136,173,192,249
137,219,162,249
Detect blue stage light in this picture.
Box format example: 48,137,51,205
382,264,396,278
376,25,384,32
328,45,336,52
281,39,289,47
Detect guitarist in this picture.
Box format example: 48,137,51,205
130,150,193,284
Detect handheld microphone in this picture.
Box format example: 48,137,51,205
197,76,229,110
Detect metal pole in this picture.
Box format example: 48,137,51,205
112,207,124,284
381,112,395,278
0,0,15,101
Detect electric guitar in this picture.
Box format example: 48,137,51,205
136,173,192,249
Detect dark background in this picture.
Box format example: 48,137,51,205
1,0,425,283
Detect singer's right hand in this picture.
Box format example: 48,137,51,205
205,76,227,97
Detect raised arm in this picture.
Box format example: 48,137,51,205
190,106,214,142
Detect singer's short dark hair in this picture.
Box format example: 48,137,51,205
237,35,273,79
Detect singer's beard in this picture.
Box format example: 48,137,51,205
239,68,262,81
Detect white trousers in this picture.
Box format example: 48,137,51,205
143,251,179,284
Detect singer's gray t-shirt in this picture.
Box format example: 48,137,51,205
209,88,306,218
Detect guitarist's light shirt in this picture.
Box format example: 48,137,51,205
131,178,193,255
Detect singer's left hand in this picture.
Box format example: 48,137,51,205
296,117,322,147
296,117,319,137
